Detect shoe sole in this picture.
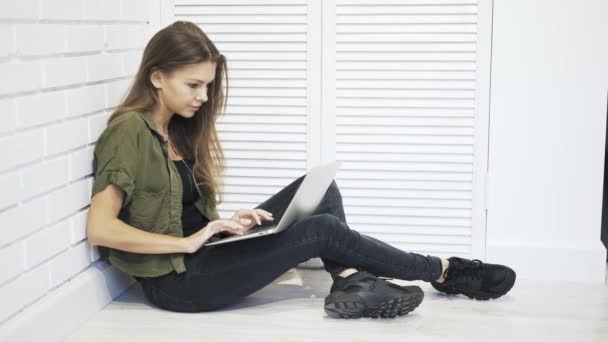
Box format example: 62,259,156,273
324,291,424,319
432,284,508,300
432,270,517,300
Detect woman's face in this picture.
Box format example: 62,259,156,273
152,61,217,118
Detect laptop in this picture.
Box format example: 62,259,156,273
205,160,342,246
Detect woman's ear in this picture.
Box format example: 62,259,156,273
150,67,163,89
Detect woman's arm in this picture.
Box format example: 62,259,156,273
87,183,190,254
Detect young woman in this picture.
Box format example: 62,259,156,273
87,21,516,319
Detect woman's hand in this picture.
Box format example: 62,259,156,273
182,210,275,254
230,208,274,232
182,219,250,254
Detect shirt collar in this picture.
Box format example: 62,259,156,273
137,110,160,133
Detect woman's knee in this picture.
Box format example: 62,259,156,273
327,179,342,198
305,213,340,225
292,213,344,239
325,180,345,209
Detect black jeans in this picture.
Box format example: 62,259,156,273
134,173,443,313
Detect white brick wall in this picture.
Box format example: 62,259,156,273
0,0,156,336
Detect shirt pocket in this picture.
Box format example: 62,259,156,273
127,189,168,232
138,146,170,194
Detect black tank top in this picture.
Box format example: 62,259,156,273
173,159,210,237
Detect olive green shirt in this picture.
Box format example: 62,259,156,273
91,110,220,278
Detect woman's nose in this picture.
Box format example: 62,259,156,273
196,89,207,102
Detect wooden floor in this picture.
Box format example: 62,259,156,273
65,266,608,342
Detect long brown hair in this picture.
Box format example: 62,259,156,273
108,20,229,208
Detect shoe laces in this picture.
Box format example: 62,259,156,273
445,259,485,282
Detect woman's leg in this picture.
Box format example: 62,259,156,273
252,174,355,280
251,174,442,282
141,212,442,312
137,174,443,313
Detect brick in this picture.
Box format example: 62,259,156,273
21,157,70,201
15,24,65,56
86,54,123,82
122,50,143,77
40,0,84,20
105,25,146,50
43,56,87,89
66,25,104,53
105,79,131,108
70,209,89,243
89,113,111,144
24,218,71,269
122,0,153,22
45,118,89,156
0,0,39,20
0,99,17,134
47,179,90,223
65,84,105,117
16,91,66,129
48,241,90,288
0,25,14,57
0,62,41,95
0,243,25,286
0,171,21,210
0,129,44,173
84,0,122,21
71,147,94,181
0,197,47,247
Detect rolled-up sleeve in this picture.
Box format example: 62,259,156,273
91,118,139,209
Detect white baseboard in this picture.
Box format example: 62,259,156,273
486,239,607,284
0,261,134,342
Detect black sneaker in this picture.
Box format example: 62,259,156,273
431,257,516,300
324,271,424,319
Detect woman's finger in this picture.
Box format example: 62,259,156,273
255,209,273,219
229,224,246,235
230,221,245,230
249,210,261,225
260,209,273,217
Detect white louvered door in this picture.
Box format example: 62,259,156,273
328,0,490,260
165,0,491,261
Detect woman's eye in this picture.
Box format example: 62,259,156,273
188,84,198,88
